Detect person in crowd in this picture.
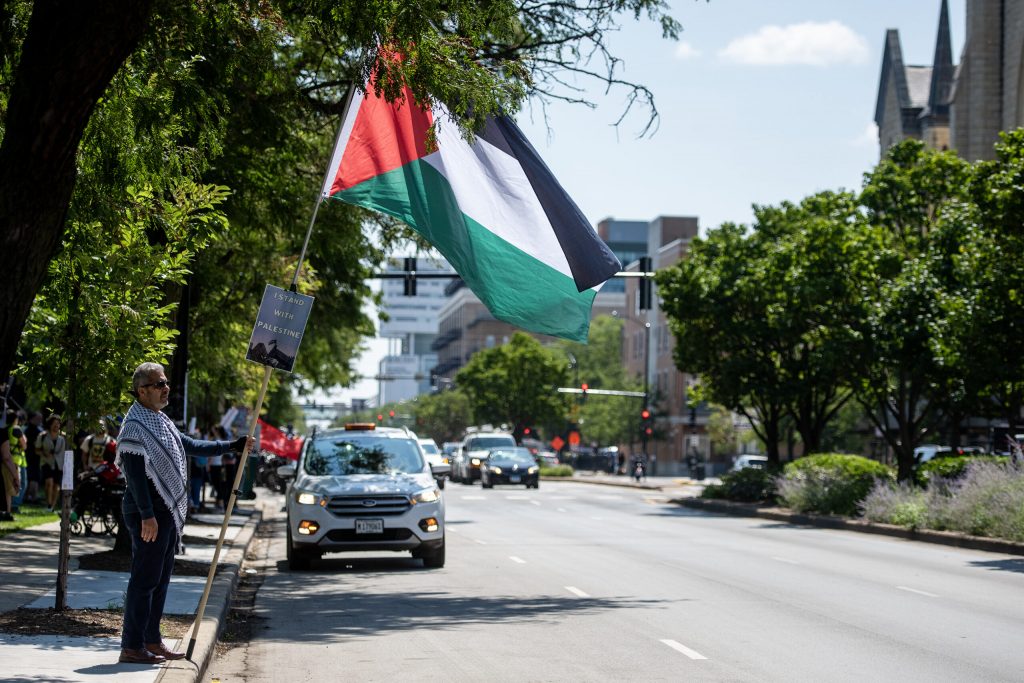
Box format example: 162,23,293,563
6,410,27,512
36,414,67,510
210,425,233,506
23,411,43,504
1,423,19,521
116,362,250,665
80,422,115,472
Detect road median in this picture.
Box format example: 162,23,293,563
677,497,1024,556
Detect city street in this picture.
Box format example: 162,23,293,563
209,481,1024,682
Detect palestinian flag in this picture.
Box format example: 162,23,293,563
320,85,621,342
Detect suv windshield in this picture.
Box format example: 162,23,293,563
466,436,515,450
304,437,424,476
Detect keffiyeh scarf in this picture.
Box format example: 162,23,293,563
116,402,189,538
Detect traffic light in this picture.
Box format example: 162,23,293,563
638,256,652,310
580,382,589,404
641,408,653,436
523,427,531,435
403,257,417,296
376,414,383,422
389,410,395,418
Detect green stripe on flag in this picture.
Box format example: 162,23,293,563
336,159,594,342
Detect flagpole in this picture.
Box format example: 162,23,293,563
290,81,358,292
185,364,272,660
186,80,359,661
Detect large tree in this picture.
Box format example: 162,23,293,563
854,140,971,481
455,332,569,441
0,0,680,402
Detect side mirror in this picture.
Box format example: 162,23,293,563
430,463,451,477
277,464,296,479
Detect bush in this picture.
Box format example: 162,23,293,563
859,481,928,528
539,464,573,477
925,461,1024,541
917,455,1009,486
700,467,776,502
777,453,895,516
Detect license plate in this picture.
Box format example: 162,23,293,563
510,475,521,483
355,518,384,534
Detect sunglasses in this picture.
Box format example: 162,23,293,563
141,380,171,390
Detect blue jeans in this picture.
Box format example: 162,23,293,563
120,507,177,649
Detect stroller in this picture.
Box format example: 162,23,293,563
70,460,125,537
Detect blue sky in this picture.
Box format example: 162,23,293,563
519,0,965,230
324,0,966,405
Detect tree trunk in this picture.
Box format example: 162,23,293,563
0,0,156,384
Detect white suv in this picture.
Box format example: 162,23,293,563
280,424,449,569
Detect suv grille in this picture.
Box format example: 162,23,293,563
326,495,411,517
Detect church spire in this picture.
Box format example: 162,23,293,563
928,0,954,115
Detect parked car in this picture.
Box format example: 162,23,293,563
534,451,560,468
913,444,985,464
731,454,769,471
452,431,516,484
278,423,449,570
481,447,540,489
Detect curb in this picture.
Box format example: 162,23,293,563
156,507,263,683
677,497,1024,556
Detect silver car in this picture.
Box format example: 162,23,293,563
280,424,449,570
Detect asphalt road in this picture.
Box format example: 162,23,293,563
209,482,1024,682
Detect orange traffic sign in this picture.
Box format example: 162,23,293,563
550,435,565,451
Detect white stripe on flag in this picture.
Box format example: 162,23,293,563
321,88,366,197
423,112,577,281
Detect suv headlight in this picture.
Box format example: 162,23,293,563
295,491,320,505
490,466,502,475
410,487,441,505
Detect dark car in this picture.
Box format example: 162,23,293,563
481,447,540,489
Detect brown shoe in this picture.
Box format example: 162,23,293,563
146,641,186,660
119,647,166,664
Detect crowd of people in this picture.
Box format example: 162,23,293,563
0,405,242,523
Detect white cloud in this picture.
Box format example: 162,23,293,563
674,41,701,60
719,21,869,66
852,122,879,147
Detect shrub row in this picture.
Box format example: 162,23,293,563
539,464,574,477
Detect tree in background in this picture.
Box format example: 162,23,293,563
854,140,971,481
456,333,569,441
657,223,789,464
413,390,473,446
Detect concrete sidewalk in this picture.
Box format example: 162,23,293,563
0,494,265,683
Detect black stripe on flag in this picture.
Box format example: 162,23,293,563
479,116,623,292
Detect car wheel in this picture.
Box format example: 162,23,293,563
421,538,445,568
286,523,314,571
482,480,493,489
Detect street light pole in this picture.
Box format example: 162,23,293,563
642,321,651,461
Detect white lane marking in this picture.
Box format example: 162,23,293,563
565,586,589,598
446,527,459,533
661,639,708,660
462,495,485,500
474,539,487,545
505,495,528,500
772,556,800,565
896,585,939,598
530,500,541,506
509,556,526,564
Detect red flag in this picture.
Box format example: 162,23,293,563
258,418,303,461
